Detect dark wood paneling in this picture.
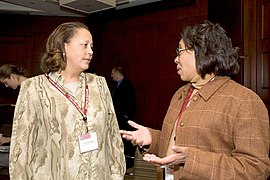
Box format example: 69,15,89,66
257,0,270,112
0,35,32,68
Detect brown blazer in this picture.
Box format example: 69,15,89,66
147,76,269,179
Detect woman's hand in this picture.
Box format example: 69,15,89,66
119,120,152,147
0,137,11,145
142,146,187,167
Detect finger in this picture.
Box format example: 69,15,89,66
142,154,155,161
145,154,174,165
122,134,134,141
143,154,165,165
172,146,186,153
127,120,143,130
119,130,134,137
119,130,129,134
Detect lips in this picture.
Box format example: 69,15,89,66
176,65,181,74
83,58,91,62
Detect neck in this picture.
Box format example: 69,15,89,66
18,76,27,85
117,76,124,81
60,70,81,84
190,74,215,89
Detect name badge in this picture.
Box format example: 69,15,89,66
165,166,174,180
78,132,98,153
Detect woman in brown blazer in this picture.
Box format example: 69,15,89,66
120,20,269,179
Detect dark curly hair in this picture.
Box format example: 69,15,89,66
181,20,239,78
40,21,89,74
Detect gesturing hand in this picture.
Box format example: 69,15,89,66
142,146,187,167
119,120,152,147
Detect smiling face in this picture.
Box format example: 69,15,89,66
174,39,198,82
64,28,93,74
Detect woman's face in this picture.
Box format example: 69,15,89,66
174,39,198,82
1,74,19,89
64,28,93,73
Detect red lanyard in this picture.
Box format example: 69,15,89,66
45,74,89,132
175,86,194,129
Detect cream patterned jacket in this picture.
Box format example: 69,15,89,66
9,72,125,180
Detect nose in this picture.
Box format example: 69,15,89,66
87,45,93,55
174,56,179,64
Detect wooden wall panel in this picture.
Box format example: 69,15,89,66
0,35,32,69
257,0,270,107
243,0,270,115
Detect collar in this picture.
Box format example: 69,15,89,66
48,72,85,85
117,78,123,85
196,76,231,101
190,74,215,90
177,76,231,101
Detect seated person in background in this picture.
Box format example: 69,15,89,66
0,64,28,168
0,64,28,89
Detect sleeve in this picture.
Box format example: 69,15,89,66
98,77,126,179
143,128,161,155
182,92,270,179
9,79,40,179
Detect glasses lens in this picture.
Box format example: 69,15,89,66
176,48,180,56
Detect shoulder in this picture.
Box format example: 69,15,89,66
121,78,134,87
85,73,105,80
20,74,46,88
85,73,107,85
219,77,262,101
200,76,262,102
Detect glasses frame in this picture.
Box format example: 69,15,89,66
176,47,188,56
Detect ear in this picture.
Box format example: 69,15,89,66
10,74,16,80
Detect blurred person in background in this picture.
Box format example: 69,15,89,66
0,64,28,168
111,66,136,173
0,64,28,90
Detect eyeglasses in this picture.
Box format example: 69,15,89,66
176,47,188,56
